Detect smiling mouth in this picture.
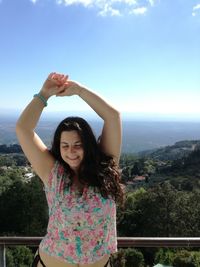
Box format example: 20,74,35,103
67,157,79,160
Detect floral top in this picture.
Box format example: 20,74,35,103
39,161,117,264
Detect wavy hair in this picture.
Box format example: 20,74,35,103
50,116,124,207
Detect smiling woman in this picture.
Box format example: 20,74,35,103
16,72,124,267
60,130,84,173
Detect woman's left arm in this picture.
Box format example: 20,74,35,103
80,86,122,164
57,81,122,164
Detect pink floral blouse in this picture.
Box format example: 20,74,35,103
39,161,117,264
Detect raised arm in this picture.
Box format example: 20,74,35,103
16,73,68,184
57,81,122,164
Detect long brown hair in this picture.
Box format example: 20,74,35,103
50,116,125,207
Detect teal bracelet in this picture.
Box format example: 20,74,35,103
33,93,48,107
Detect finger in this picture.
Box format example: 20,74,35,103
56,75,68,87
51,74,65,86
48,72,56,79
49,79,60,86
56,90,66,97
56,84,67,94
61,75,68,83
51,73,62,81
46,72,59,83
56,83,70,96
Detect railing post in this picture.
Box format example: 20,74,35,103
0,244,6,267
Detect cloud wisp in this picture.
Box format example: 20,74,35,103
55,0,155,16
30,0,38,4
192,3,200,16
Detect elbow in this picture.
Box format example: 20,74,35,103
15,120,30,135
15,121,20,133
110,109,121,120
105,109,121,123
15,119,23,133
15,121,23,137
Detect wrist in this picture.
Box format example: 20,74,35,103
77,86,84,96
39,89,51,101
34,92,48,107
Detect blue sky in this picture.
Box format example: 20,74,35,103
0,0,200,119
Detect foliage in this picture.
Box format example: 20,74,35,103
111,249,126,267
0,154,28,167
172,250,200,267
154,248,175,265
0,175,48,236
6,246,34,267
0,167,24,195
124,248,145,267
111,248,144,267
118,182,200,237
0,144,22,154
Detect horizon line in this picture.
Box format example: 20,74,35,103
1,109,200,122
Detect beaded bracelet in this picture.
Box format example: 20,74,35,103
33,93,48,107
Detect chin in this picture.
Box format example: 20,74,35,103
68,163,80,171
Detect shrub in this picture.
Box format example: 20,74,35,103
124,248,145,267
173,250,200,267
6,246,34,267
154,248,175,265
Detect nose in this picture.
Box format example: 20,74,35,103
69,146,75,154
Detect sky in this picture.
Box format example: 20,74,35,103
0,0,200,120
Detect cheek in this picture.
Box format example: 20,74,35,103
60,148,65,158
80,149,84,158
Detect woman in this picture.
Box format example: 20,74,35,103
16,72,124,267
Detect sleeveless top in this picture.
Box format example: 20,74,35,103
39,161,118,264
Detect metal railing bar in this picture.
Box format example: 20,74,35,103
1,237,200,247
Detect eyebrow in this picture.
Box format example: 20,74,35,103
60,141,82,144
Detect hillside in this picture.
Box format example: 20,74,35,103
146,141,200,191
139,140,200,160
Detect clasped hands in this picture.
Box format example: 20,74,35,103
41,72,82,98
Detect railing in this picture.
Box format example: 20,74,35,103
1,237,200,266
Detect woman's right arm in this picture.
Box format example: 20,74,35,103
16,73,67,184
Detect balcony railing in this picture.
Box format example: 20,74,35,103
1,237,200,266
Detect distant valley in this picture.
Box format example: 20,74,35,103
1,115,200,153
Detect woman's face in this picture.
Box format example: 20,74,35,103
60,130,84,173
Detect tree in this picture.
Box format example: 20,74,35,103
6,246,33,267
118,182,182,237
124,248,145,267
173,250,200,267
0,176,48,236
154,248,175,266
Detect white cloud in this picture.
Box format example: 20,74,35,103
30,0,38,4
55,0,154,16
60,0,93,7
130,6,147,15
193,3,200,10
148,0,154,6
98,3,121,16
192,3,200,16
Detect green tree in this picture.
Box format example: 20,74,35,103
173,250,200,267
117,188,147,236
154,248,175,265
124,248,144,267
118,182,181,237
6,246,34,267
0,176,48,236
